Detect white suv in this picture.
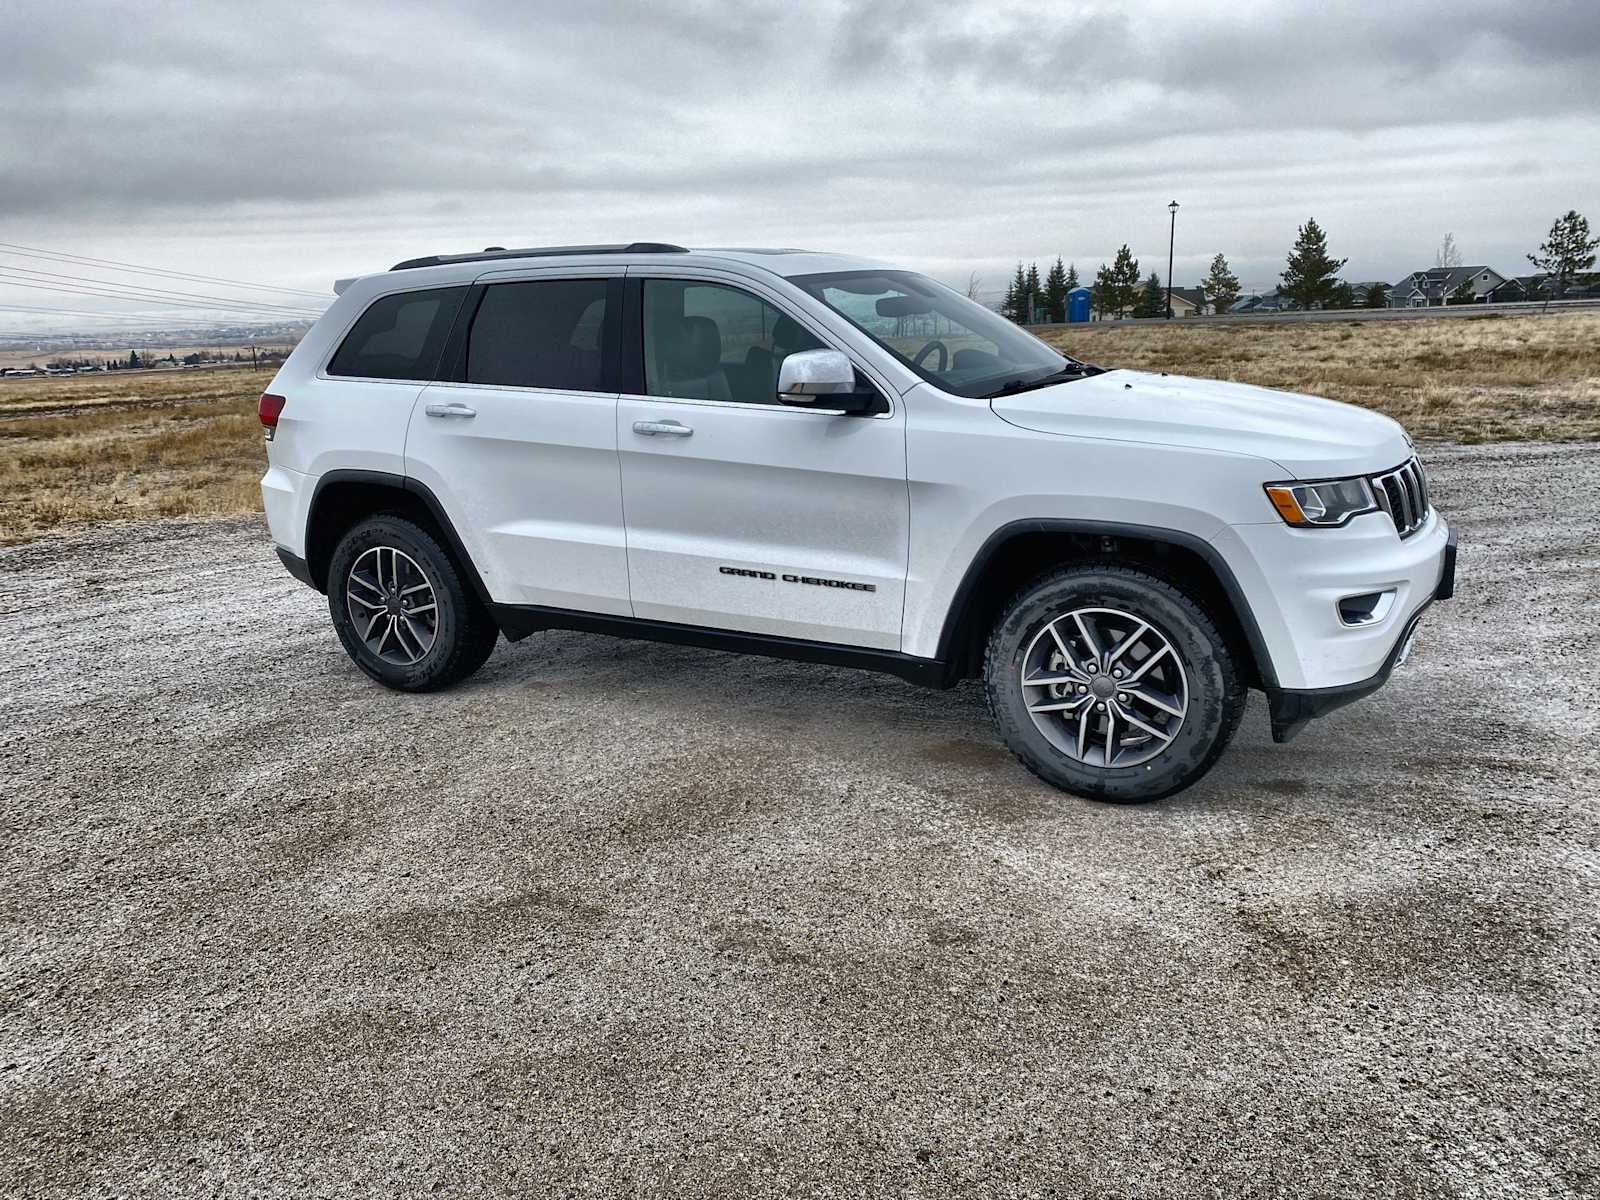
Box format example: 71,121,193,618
259,243,1456,801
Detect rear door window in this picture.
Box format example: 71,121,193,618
327,287,467,381
466,279,609,391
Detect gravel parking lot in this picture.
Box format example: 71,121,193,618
3,441,1597,1198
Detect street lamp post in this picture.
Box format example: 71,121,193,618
1166,200,1180,319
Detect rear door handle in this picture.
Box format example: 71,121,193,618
632,419,693,437
425,402,477,419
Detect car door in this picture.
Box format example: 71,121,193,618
616,272,909,650
404,268,631,614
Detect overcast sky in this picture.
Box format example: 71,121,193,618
3,0,1597,332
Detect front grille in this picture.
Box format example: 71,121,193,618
1370,457,1430,537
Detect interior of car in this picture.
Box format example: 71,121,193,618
643,280,824,405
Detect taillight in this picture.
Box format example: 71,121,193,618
258,393,286,440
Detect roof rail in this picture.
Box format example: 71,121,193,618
390,242,689,271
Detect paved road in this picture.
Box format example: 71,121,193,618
3,443,1597,1198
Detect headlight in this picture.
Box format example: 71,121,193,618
1263,477,1377,528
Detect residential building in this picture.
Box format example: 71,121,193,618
1168,286,1205,316
1387,266,1506,307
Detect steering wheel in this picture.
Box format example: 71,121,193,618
912,339,949,372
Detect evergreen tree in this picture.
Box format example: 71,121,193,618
1043,257,1069,323
1446,279,1477,306
1280,217,1347,310
1109,244,1140,318
1527,210,1599,300
1364,282,1389,308
1200,253,1241,315
1328,281,1357,310
1091,263,1114,320
1134,272,1165,318
127,350,141,368
1024,262,1043,322
1065,262,1079,292
1003,262,1029,322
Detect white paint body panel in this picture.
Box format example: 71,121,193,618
261,246,1453,695
617,393,908,648
405,380,631,613
991,369,1411,478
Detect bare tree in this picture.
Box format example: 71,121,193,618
964,271,982,301
1435,233,1462,269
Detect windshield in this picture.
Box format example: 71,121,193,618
791,269,1084,398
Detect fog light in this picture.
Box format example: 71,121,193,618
1337,590,1395,626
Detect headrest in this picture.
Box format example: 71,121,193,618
665,315,722,377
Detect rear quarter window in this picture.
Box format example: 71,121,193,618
326,287,467,381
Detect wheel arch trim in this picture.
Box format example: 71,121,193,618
932,517,1281,691
304,468,494,607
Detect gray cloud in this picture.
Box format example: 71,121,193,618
3,0,1598,323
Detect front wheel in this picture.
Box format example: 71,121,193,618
983,565,1246,802
327,515,498,692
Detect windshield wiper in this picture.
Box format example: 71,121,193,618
982,362,1101,399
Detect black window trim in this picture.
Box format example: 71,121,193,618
619,273,896,417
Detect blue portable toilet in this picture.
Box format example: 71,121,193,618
1067,286,1091,323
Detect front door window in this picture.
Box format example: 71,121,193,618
641,280,823,405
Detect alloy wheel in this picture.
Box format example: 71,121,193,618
1019,606,1189,768
345,546,438,666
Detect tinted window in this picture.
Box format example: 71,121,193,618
466,279,609,391
327,287,466,381
642,280,823,405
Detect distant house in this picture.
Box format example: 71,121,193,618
1489,273,1600,303
1482,276,1532,303
1387,266,1506,307
1168,287,1205,316
1229,288,1299,314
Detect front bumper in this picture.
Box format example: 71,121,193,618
1221,506,1454,690
1266,528,1457,741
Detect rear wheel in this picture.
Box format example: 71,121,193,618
327,515,497,691
983,565,1246,802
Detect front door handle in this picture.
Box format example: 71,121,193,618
632,419,693,437
425,402,477,419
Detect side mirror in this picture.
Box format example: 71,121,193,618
776,349,881,414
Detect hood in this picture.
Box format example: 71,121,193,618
991,369,1411,478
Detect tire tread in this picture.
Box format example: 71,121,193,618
982,562,1247,802
328,514,497,692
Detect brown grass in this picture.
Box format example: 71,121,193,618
1037,311,1600,443
1,312,1597,545
0,367,270,544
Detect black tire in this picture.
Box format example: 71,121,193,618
983,564,1246,803
327,514,498,692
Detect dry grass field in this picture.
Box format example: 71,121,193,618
2,312,1597,545
1039,311,1600,443
0,367,269,544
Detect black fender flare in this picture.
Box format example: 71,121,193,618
932,517,1280,692
305,469,494,607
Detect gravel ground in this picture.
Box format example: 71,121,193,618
3,441,1597,1198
